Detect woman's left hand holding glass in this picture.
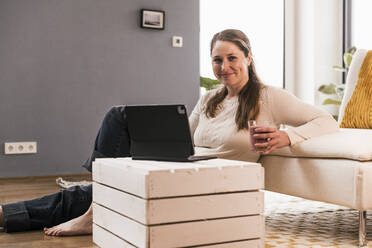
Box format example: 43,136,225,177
253,126,290,155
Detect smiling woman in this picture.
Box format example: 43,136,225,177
203,29,264,132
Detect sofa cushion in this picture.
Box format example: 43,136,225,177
269,128,372,161
340,50,372,128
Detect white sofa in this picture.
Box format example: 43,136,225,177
260,49,372,247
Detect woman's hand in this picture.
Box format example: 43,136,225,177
252,126,290,155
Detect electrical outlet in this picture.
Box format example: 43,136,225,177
4,142,37,155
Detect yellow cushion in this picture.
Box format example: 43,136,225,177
340,50,372,128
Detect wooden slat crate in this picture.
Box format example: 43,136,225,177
92,158,264,248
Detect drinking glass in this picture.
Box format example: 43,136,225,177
248,120,272,152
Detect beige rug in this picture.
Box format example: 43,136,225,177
265,191,372,247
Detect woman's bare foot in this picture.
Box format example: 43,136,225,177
44,204,93,236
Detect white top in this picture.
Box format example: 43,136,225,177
189,86,339,162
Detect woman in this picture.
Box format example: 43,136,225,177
0,29,338,236
189,29,338,161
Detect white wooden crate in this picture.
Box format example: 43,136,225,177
92,158,264,198
92,158,264,248
93,224,264,248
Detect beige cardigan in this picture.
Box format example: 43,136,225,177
189,86,339,162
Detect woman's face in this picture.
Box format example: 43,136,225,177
211,41,251,93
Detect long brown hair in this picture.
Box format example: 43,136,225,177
205,29,264,130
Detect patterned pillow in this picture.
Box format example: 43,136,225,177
340,50,372,128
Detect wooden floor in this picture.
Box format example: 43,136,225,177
0,175,98,248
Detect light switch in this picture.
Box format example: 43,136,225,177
172,36,183,48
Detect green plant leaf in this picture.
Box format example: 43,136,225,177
318,83,337,94
200,76,220,90
331,47,357,71
347,46,357,54
322,98,341,105
344,53,353,68
332,65,346,72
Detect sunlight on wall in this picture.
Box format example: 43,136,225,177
200,0,284,88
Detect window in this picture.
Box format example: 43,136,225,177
200,0,284,88
350,0,372,49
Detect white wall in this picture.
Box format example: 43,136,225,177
285,0,343,105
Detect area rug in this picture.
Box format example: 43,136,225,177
264,191,372,247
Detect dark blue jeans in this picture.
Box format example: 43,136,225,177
1,106,131,232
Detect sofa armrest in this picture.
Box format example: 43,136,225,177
268,128,372,161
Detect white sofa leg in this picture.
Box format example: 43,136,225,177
359,210,367,247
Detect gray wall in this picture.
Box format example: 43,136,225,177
0,0,200,177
